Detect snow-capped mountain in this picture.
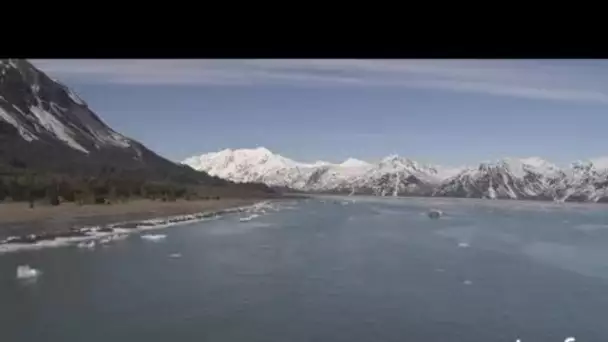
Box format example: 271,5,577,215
182,147,318,189
554,161,608,203
434,157,564,200
183,148,457,197
435,158,608,203
183,148,451,196
183,148,608,203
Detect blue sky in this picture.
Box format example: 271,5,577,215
30,59,608,167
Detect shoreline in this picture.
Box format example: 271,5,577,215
0,197,299,253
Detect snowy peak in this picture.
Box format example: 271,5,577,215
502,157,560,177
465,157,560,178
184,147,304,171
379,155,416,169
339,158,371,168
222,146,272,158
436,157,575,201
377,155,440,178
518,156,554,168
181,147,321,188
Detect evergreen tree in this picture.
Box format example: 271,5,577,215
46,184,60,205
0,178,6,202
109,185,117,202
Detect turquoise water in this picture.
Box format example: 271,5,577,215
2,196,608,341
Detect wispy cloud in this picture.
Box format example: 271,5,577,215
30,59,608,104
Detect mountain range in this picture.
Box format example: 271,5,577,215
183,148,608,203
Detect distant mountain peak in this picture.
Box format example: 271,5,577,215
254,146,271,154
184,148,608,203
340,158,370,168
381,154,402,162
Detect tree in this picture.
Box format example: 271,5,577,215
109,185,117,202
0,178,6,202
46,182,60,206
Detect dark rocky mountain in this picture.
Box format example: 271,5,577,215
0,59,272,194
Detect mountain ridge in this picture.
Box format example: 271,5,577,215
183,147,608,203
0,59,275,202
0,58,211,181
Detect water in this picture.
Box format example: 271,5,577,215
2,196,608,341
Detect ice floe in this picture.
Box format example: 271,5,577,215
240,214,260,222
77,240,96,249
16,265,41,279
141,234,167,242
427,209,443,219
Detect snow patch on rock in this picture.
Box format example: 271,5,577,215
66,88,86,106
0,106,38,142
29,105,89,153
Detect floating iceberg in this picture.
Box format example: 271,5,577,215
77,240,95,249
239,214,260,222
141,234,167,241
427,209,443,219
111,234,129,241
98,236,113,245
169,253,182,258
16,265,41,279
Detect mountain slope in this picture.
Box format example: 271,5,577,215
0,59,273,196
183,148,608,203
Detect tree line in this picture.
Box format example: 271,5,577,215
0,156,276,206
0,167,222,206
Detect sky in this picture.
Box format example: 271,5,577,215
30,59,608,167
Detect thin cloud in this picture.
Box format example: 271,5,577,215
407,78,608,104
29,59,608,104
